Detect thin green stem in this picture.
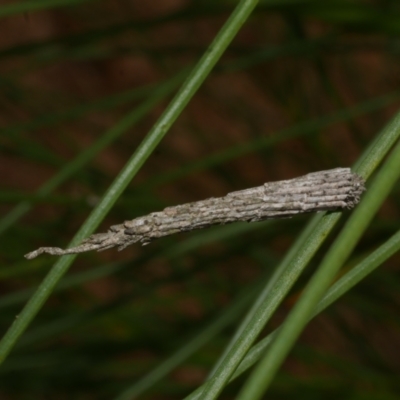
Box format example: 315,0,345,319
182,226,400,400
141,92,399,190
206,214,324,379
0,74,183,236
236,140,400,399
0,0,260,365
187,110,400,400
230,226,400,381
114,280,263,400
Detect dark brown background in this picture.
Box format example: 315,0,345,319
0,1,399,399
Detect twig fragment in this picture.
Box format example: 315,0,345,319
25,168,365,259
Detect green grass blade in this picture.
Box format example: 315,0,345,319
0,74,182,236
0,261,125,309
114,280,262,400
141,92,399,190
312,228,400,316
182,225,400,400
0,0,261,365
235,221,400,375
236,140,400,399
185,110,400,400
205,213,324,379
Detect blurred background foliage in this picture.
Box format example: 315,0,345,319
0,0,399,399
